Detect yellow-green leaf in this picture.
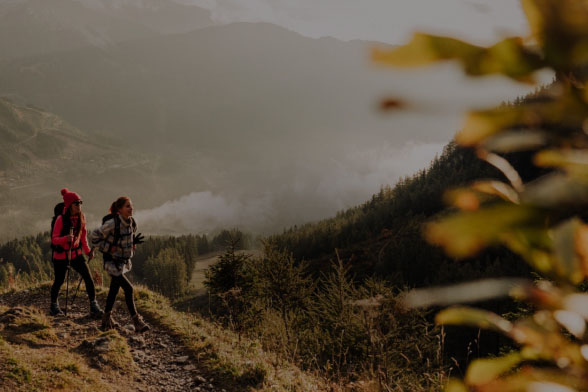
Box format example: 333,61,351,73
522,0,588,69
535,150,588,178
444,378,469,392
436,306,513,334
501,229,556,276
457,90,587,147
482,129,547,153
486,367,587,391
552,218,585,284
510,281,564,310
373,34,542,81
465,353,523,386
425,204,539,258
457,107,526,147
471,181,520,204
478,151,524,192
521,173,588,209
372,33,482,67
404,279,528,308
510,320,585,367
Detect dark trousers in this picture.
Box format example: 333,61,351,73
105,274,137,317
51,254,95,303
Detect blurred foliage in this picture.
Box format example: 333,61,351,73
377,0,588,390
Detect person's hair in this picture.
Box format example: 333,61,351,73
64,206,85,243
109,196,131,215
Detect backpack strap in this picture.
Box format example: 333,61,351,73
51,215,66,252
106,214,121,254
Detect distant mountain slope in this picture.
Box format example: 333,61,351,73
0,99,204,240
0,22,396,156
0,0,213,61
0,98,88,169
0,97,141,183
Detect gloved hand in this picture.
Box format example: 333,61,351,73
133,233,145,245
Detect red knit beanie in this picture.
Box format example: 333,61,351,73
61,188,82,213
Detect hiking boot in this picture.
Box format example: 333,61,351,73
50,302,64,316
89,300,104,318
132,314,150,333
101,311,119,331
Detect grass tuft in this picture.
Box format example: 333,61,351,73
135,285,326,391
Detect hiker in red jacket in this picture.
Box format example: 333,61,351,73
50,188,103,318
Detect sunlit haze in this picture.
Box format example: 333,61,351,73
0,0,546,238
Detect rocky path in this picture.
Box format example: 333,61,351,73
0,288,226,392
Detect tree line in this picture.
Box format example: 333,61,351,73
269,140,538,288
0,228,254,298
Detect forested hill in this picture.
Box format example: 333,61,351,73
270,140,538,287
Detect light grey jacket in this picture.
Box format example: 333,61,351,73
91,215,136,276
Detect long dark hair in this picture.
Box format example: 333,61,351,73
64,205,85,243
109,196,131,215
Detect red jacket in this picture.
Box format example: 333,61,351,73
52,215,91,260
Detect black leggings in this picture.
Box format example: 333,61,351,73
104,274,137,317
51,255,95,303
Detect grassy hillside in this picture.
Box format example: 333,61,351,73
0,283,325,391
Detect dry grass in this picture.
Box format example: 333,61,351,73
135,286,328,391
0,282,329,392
0,304,118,392
0,281,437,391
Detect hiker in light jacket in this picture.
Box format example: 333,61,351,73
50,188,103,317
91,196,149,333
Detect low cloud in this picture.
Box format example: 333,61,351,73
135,191,275,235
135,141,445,235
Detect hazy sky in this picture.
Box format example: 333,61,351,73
179,0,528,44
134,0,546,235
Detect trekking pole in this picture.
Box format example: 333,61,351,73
70,275,84,310
64,227,73,316
70,251,94,309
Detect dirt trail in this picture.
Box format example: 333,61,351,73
0,287,225,392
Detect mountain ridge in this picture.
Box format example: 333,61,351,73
0,0,213,61
0,20,397,154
